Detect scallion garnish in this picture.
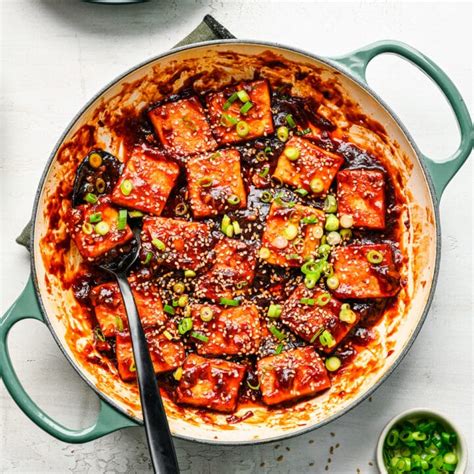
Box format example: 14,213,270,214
120,179,133,196
297,127,311,136
164,304,175,315
219,297,240,307
301,215,318,225
319,329,336,347
227,194,241,206
94,221,110,236
223,92,239,111
178,317,193,335
285,114,296,128
191,331,209,343
236,120,250,137
240,101,254,114
260,191,273,203
367,249,384,264
258,165,270,177
325,356,341,372
152,238,166,251
275,342,284,355
267,304,282,319
269,324,286,341
128,210,144,218
85,192,98,204
295,188,309,197
142,252,153,265
300,297,315,306
117,209,127,230
236,90,250,103
220,113,239,127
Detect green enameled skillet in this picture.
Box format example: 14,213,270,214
0,39,472,446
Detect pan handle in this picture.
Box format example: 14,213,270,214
0,276,138,443
330,40,473,199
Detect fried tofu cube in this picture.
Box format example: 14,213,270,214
260,202,325,267
337,169,386,229
257,347,331,406
176,354,246,413
116,328,185,382
273,137,344,195
111,147,179,216
90,281,167,337
185,149,247,218
68,197,133,260
142,217,213,271
281,284,359,353
148,96,217,156
191,304,262,356
206,80,274,145
331,244,400,299
194,238,257,301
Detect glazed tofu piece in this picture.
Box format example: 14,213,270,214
260,201,325,267
337,169,386,229
90,281,167,337
176,354,246,413
273,137,344,195
206,80,274,145
331,244,400,299
185,149,247,218
68,197,133,260
116,328,185,382
148,96,217,156
191,304,262,356
111,147,179,216
281,284,359,353
257,347,331,406
194,238,257,301
142,217,213,271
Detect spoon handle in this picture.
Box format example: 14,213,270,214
115,272,180,474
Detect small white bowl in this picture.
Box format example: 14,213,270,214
376,408,468,473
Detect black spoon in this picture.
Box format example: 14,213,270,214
98,228,180,474
72,152,179,473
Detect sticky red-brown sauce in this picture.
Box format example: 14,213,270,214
39,50,414,426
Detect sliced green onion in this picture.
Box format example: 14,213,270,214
129,210,144,218
142,252,153,265
340,229,352,241
325,356,341,372
82,222,93,235
237,90,250,103
310,327,324,343
319,329,336,347
260,191,273,203
259,247,270,259
339,303,357,324
178,317,193,335
85,192,98,204
177,295,188,307
267,304,282,318
95,177,106,194
164,304,175,315
221,214,231,233
295,188,308,197
310,177,324,194
264,146,272,154
163,330,173,340
269,324,286,341
200,307,214,322
173,367,183,381
223,92,239,110
220,113,239,127
174,203,188,216
301,215,318,225
89,212,102,224
339,214,354,229
286,253,300,261
191,331,209,343
285,114,296,128
258,165,270,177
444,452,457,465
297,127,311,136
120,179,133,196
284,146,300,161
300,297,315,306
95,221,110,236
246,379,260,390
198,177,213,188
304,275,317,289
325,214,339,232
236,280,248,290
232,220,242,235
184,269,196,278
172,282,185,294
115,316,124,332
367,249,384,264
117,209,127,230
326,231,341,246
152,238,166,251
236,120,250,137
94,327,105,342
129,360,136,372
277,126,289,142
318,244,331,257
224,225,234,238
227,194,241,206
326,275,339,290
386,429,399,447
219,297,240,307
240,101,254,114
89,152,102,169
316,293,331,306
275,342,284,355
283,223,298,241
323,195,338,213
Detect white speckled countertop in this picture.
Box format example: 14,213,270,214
0,1,472,473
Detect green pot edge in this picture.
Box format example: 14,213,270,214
0,276,138,443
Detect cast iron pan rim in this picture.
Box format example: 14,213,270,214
29,39,442,446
